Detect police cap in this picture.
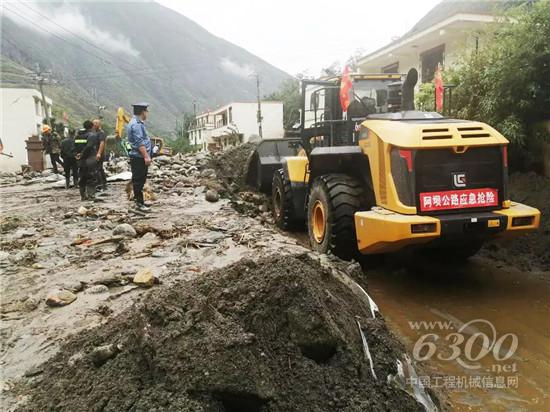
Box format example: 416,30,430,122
132,102,149,115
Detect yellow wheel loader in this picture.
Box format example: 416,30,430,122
249,69,541,260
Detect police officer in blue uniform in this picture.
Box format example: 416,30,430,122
127,103,153,212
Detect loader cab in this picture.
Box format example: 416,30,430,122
300,74,403,153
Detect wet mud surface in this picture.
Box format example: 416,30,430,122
368,257,550,411
1,147,548,411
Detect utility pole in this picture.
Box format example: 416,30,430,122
33,64,51,125
255,73,263,139
91,88,105,119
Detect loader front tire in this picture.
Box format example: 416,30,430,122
272,169,295,230
308,174,367,260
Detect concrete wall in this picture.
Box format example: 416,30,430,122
0,88,52,172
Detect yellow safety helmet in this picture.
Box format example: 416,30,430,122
42,124,52,133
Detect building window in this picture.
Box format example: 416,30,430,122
420,44,445,83
382,62,399,73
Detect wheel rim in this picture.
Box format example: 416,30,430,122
273,186,282,218
312,200,326,243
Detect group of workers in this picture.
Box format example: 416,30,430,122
40,102,153,212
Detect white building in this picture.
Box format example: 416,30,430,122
188,101,284,151
0,88,52,172
357,0,502,82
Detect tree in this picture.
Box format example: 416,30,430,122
345,48,366,72
169,112,195,154
450,1,550,168
266,77,302,129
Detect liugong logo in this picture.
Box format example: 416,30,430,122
452,172,467,188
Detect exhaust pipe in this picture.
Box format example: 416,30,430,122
401,68,418,111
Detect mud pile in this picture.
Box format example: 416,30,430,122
208,143,273,219
480,172,550,271
17,254,423,412
208,143,258,194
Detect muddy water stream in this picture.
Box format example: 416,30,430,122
368,257,550,411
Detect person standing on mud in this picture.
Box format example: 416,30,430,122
127,103,152,212
41,125,64,174
75,120,99,201
60,129,78,189
92,119,107,192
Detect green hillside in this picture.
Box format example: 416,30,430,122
1,1,290,135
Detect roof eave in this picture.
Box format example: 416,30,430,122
358,13,496,67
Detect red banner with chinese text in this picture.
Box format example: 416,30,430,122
419,188,498,212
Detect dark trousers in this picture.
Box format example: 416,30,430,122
96,160,107,189
79,158,97,199
49,153,64,174
63,157,78,186
130,157,148,205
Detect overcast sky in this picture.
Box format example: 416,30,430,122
157,0,440,76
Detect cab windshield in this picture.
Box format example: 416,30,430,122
352,79,396,114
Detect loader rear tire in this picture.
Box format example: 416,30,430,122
272,169,295,230
308,174,367,260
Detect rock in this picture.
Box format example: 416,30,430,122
0,251,9,262
45,290,77,307
113,223,137,238
93,275,128,287
24,365,44,377
87,284,109,294
13,228,37,239
205,189,220,203
96,305,113,317
78,206,88,216
133,268,155,287
89,344,121,367
121,269,137,276
64,282,86,293
67,352,84,367
345,262,363,278
45,174,63,182
155,155,171,165
259,204,269,213
10,249,36,265
200,168,216,178
19,296,39,312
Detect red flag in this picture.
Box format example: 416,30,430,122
339,66,353,112
434,63,443,112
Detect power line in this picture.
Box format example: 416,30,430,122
16,2,142,72
3,5,126,70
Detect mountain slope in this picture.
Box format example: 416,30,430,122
1,1,290,135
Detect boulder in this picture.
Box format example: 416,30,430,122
113,223,137,238
89,344,121,367
133,268,155,287
45,290,77,307
205,189,220,203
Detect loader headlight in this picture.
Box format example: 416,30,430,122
411,223,437,234
512,216,534,227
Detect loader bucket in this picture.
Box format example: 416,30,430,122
246,138,301,193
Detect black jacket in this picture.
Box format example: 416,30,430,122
60,138,76,159
74,129,99,166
